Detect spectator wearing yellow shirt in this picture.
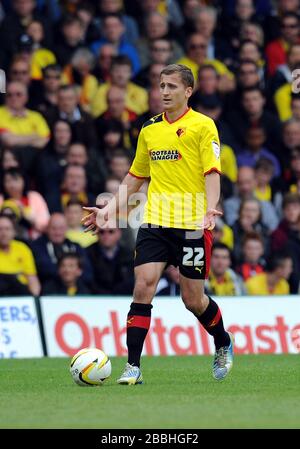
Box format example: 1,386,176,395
272,44,300,122
212,217,234,250
64,199,97,248
245,253,293,295
91,55,148,118
177,33,235,94
205,243,246,296
0,214,40,296
0,81,50,150
25,21,57,80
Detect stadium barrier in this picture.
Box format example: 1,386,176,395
1,296,300,358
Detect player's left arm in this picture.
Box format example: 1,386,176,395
200,118,223,229
204,172,223,229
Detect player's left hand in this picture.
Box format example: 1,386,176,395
200,208,223,230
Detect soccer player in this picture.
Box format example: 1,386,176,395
82,64,234,383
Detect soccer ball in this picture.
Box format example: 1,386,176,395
70,347,112,386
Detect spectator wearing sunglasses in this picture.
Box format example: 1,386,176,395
265,12,300,76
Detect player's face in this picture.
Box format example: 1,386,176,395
159,73,192,112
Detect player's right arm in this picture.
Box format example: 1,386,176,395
82,174,145,232
82,127,149,232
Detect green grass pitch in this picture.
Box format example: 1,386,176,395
0,355,299,429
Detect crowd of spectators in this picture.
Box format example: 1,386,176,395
0,0,300,297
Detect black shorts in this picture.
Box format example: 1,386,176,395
134,224,213,279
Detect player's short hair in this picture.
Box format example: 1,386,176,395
160,64,194,89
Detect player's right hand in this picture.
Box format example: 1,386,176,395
82,206,107,234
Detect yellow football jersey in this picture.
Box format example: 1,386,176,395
0,240,37,285
245,273,289,295
129,108,221,229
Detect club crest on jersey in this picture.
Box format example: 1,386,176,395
149,149,182,161
212,141,220,159
176,127,186,137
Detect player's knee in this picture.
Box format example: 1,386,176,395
134,277,157,301
182,293,206,314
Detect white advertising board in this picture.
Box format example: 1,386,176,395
0,297,43,358
40,296,300,357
